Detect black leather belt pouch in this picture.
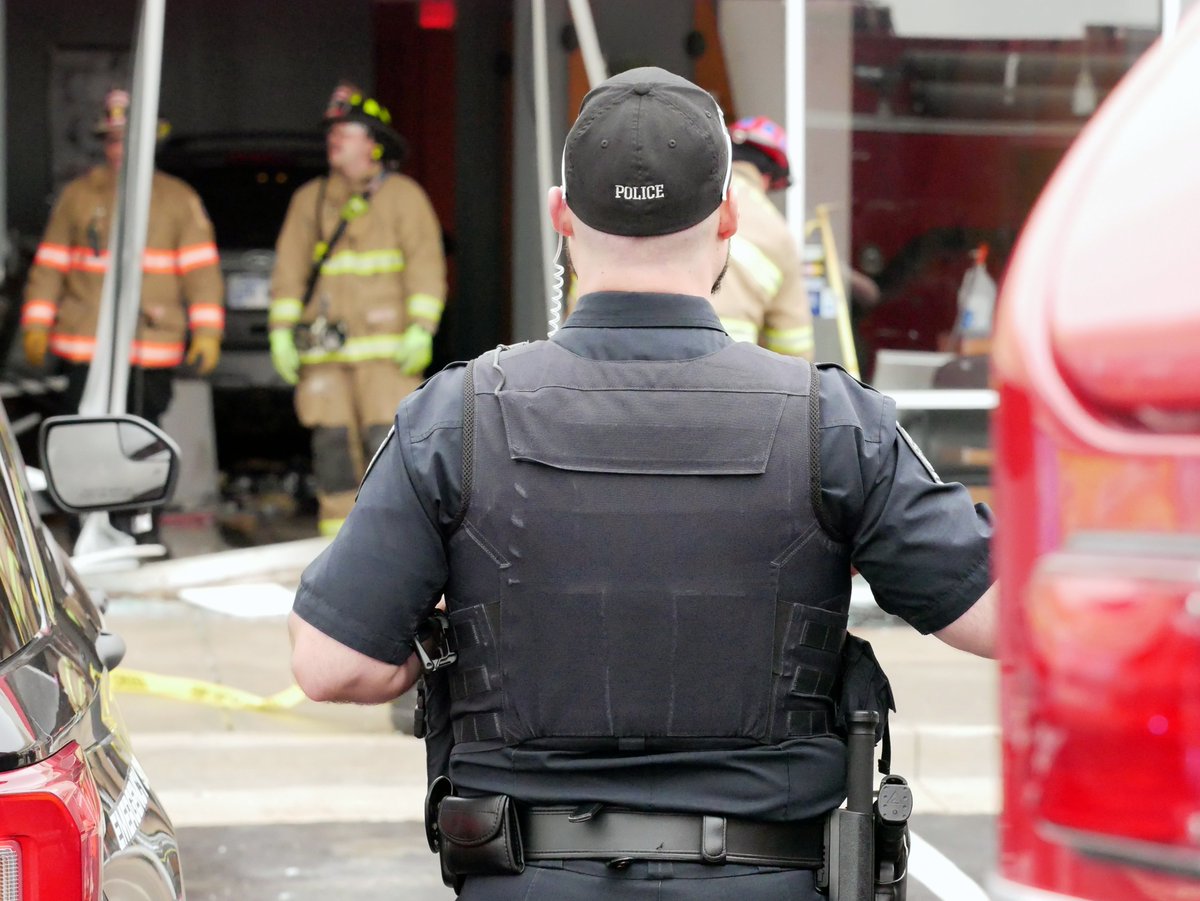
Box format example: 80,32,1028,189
437,794,526,877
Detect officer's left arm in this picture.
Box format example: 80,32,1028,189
932,581,997,657
396,179,447,333
821,369,996,657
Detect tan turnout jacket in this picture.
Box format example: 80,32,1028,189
711,161,814,359
23,165,224,367
268,170,446,364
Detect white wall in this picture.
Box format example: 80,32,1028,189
886,0,1160,38
717,0,786,125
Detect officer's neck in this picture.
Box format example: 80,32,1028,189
573,261,716,299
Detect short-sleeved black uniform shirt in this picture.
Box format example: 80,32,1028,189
295,292,993,820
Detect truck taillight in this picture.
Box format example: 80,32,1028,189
0,742,102,901
1026,553,1200,856
0,840,19,901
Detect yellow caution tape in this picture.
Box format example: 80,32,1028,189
111,669,308,713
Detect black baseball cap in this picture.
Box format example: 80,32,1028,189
562,67,733,237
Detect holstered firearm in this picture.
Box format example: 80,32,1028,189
412,613,457,785
817,633,912,900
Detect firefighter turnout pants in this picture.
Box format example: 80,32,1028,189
294,359,421,534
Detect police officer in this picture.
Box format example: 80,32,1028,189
289,68,995,900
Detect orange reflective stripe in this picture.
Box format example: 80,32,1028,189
188,303,225,330
48,334,185,367
49,334,97,362
131,340,185,367
33,243,71,271
177,242,219,273
56,245,211,276
21,301,57,327
142,249,178,274
69,248,108,273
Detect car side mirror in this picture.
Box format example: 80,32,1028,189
38,415,180,514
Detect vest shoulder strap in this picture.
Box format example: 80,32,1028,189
449,358,475,534
807,361,839,539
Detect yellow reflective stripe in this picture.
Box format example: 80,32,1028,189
763,325,815,357
319,249,405,277
729,235,784,298
298,333,405,364
269,298,304,325
720,317,760,344
407,293,444,323
318,518,346,537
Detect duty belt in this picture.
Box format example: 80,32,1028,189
520,805,824,869
426,783,826,891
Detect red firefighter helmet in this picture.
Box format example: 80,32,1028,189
93,88,171,141
93,89,130,136
728,115,792,191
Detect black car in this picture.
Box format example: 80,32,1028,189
0,409,185,899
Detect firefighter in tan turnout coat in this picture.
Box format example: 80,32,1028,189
712,116,814,361
21,89,224,421
269,84,446,535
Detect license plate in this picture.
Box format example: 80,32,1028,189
227,273,272,310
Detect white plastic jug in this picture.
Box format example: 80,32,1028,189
957,244,997,339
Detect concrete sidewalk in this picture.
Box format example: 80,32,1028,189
102,548,998,827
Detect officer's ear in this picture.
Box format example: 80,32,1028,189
716,188,739,241
548,186,574,238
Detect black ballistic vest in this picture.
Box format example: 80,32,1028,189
444,340,852,754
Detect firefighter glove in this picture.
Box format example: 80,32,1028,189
270,328,301,385
395,324,433,376
186,332,222,376
22,328,49,368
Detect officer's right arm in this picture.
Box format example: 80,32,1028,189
290,366,463,703
22,185,77,337
289,611,423,703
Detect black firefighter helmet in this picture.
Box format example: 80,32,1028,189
322,82,408,165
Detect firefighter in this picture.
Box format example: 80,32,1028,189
268,83,447,536
713,115,815,360
21,89,225,423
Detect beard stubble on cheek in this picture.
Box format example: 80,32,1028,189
711,246,731,294
563,240,577,280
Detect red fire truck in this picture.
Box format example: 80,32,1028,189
990,9,1200,901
